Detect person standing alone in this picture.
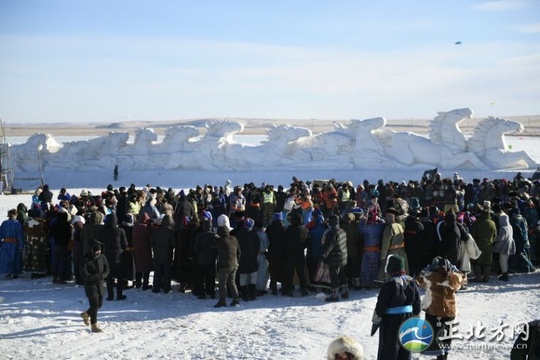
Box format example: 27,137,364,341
80,240,110,333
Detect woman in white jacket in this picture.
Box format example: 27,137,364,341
493,213,516,281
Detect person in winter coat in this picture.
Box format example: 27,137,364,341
49,211,73,284
283,212,309,297
374,254,421,360
81,210,104,257
236,218,261,301
133,213,153,290
435,211,464,266
119,213,137,287
470,203,497,282
80,239,110,333
265,212,287,295
320,215,349,302
508,207,536,273
510,319,540,360
0,209,25,279
192,219,218,299
341,213,362,290
151,215,176,293
254,221,270,295
493,213,516,281
307,214,328,289
72,215,86,285
403,210,425,277
99,214,128,300
213,224,241,307
38,184,54,212
377,208,408,282
417,257,464,360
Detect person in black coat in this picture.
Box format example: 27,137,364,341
151,215,176,293
403,210,425,277
283,212,309,297
213,224,241,307
99,214,128,300
80,239,110,333
374,254,421,360
193,219,218,299
38,184,54,212
236,218,261,301
320,215,348,302
50,211,73,284
435,211,463,265
265,213,287,295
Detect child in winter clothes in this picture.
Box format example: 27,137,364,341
373,254,421,360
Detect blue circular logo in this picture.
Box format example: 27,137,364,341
399,317,433,352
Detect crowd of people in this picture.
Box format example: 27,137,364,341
1,171,539,357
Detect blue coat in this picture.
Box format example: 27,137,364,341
0,218,24,274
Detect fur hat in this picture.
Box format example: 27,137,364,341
385,254,405,275
326,335,363,360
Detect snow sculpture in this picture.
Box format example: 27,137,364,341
7,108,538,175
374,109,488,169
467,117,538,169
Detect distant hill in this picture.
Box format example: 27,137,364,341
5,115,540,137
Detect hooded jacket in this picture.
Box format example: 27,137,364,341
100,214,128,265
80,240,110,298
493,213,516,255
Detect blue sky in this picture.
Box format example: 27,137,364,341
1,0,539,124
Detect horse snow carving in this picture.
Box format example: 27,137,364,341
373,108,487,169
10,133,62,172
428,108,472,153
467,117,537,169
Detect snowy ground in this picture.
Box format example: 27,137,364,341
1,136,540,359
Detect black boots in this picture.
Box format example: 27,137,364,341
240,286,249,301
325,288,339,302
248,284,257,301
499,272,509,281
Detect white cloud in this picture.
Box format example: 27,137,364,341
515,23,540,33
473,0,531,11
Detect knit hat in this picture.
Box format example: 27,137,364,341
385,254,405,275
217,214,232,231
244,217,255,230
273,212,283,221
326,335,363,360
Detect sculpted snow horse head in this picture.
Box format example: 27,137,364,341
467,117,536,169
428,108,472,152
264,124,312,148
23,133,63,154
203,120,244,144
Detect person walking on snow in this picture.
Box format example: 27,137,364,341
80,239,110,333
